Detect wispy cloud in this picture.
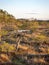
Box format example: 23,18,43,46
25,12,39,14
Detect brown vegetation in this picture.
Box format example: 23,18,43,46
0,9,49,65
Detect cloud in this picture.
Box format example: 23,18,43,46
25,12,39,14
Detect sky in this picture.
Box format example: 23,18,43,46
0,0,49,20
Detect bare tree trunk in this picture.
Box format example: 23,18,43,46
16,37,22,51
